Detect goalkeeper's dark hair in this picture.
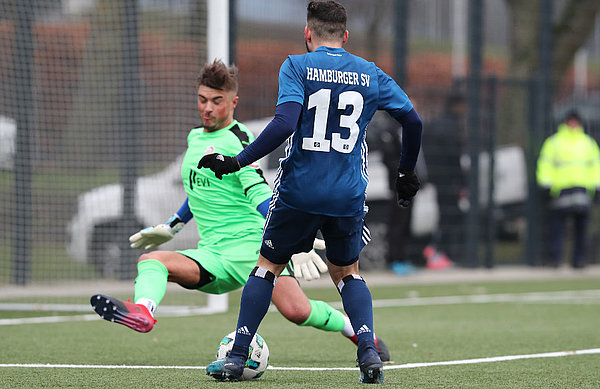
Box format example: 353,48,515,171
197,59,238,93
307,1,347,41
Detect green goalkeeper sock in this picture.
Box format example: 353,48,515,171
299,299,346,332
134,259,168,312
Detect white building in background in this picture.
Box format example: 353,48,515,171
0,116,15,171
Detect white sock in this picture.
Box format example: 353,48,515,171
341,315,355,337
134,298,156,317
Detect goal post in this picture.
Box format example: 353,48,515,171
0,0,233,314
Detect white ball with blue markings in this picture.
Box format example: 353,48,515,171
216,331,269,380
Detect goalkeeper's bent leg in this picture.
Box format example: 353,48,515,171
134,259,168,314
299,299,347,332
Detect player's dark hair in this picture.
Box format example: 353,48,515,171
307,1,347,41
197,59,238,93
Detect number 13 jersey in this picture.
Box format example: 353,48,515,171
274,46,413,217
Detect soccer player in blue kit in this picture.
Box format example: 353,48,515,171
200,1,422,384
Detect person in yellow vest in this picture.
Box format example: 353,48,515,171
536,110,600,268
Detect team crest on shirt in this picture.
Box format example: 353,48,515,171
204,146,215,155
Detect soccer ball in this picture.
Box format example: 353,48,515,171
216,331,269,380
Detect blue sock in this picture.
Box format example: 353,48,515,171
339,276,375,349
229,267,276,363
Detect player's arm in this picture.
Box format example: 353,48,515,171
389,108,422,172
129,198,193,250
236,56,304,169
198,101,301,178
236,102,301,166
389,108,423,207
375,65,423,206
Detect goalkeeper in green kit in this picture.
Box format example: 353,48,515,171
90,60,390,361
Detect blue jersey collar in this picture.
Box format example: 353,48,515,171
314,46,346,55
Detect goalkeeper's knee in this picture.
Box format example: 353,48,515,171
275,297,311,324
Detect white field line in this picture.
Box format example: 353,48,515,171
2,289,599,326
1,348,599,371
0,303,227,313
0,314,99,325
372,289,600,308
271,289,600,311
0,305,228,326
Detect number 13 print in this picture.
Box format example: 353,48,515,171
302,88,364,153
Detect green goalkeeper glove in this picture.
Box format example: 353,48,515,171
129,214,185,250
291,238,328,281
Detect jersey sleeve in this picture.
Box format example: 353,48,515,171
376,66,413,113
277,56,305,106
236,165,272,208
231,126,272,208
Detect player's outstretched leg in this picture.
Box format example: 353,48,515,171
206,357,245,381
90,294,156,333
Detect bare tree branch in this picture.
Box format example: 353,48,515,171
552,0,600,86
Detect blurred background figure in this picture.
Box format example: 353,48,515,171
421,90,467,267
380,120,427,275
536,110,600,269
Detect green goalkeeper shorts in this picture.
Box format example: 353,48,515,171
177,233,291,295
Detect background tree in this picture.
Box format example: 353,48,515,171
65,0,125,168
343,0,394,62
506,0,600,92
498,0,600,146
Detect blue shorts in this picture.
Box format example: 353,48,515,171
261,200,370,266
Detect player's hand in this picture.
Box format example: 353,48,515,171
197,153,241,179
291,238,328,281
395,169,420,208
129,215,185,250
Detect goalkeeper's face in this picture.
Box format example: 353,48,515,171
197,85,239,132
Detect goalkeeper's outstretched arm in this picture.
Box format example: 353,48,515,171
129,198,193,250
175,198,193,224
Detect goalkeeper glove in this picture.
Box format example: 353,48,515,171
129,214,185,250
395,168,420,208
197,153,241,179
291,238,328,281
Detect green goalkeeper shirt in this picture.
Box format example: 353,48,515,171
181,120,272,244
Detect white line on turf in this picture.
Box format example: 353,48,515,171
2,289,599,326
268,289,600,312
0,314,99,325
1,348,599,371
